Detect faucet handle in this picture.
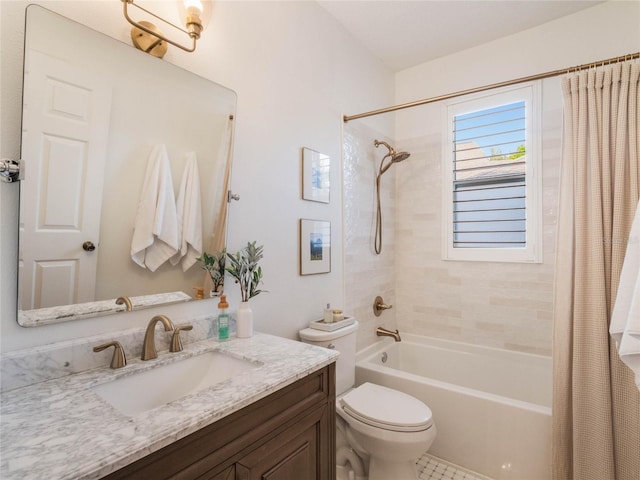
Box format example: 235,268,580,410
373,295,393,316
93,341,127,369
170,324,193,353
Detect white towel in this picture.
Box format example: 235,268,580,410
130,144,179,271
610,198,640,389
170,152,203,271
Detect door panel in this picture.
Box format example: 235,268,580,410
20,49,111,309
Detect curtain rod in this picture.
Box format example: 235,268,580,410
343,52,640,123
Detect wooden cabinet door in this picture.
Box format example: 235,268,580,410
205,465,235,480
236,406,326,480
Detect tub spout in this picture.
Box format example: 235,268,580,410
376,326,401,342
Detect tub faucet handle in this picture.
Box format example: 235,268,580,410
373,295,393,317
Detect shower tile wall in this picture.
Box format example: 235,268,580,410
343,122,397,351
394,87,561,356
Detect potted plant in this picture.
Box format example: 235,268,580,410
226,241,265,337
196,250,226,297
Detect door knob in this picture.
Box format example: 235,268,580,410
82,241,96,252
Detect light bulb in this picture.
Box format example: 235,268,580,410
178,0,211,38
183,0,203,17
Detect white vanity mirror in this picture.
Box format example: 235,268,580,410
17,5,237,327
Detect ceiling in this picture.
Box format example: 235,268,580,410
316,0,604,71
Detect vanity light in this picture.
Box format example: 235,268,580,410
121,0,211,58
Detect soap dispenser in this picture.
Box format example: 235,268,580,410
217,295,230,340
324,303,333,323
193,286,204,299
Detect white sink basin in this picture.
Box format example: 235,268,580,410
93,351,258,416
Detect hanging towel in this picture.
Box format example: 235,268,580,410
170,152,203,271
610,198,640,389
130,144,179,271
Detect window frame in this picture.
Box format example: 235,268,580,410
441,82,542,263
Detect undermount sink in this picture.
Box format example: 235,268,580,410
93,351,259,416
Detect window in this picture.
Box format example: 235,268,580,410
442,83,542,263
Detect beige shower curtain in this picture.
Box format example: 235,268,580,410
553,61,640,480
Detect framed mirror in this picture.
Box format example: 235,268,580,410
17,6,236,327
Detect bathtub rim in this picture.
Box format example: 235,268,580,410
356,334,552,415
357,333,552,364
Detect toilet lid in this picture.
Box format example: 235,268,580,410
340,383,433,432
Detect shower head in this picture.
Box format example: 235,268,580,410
374,139,411,176
392,151,411,163
373,139,412,255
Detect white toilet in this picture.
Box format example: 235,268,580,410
299,320,436,480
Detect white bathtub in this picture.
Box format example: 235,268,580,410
355,334,552,480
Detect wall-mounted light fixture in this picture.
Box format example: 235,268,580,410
121,0,211,58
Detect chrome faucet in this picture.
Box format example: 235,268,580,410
376,326,401,342
142,315,175,360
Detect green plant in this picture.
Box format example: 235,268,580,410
226,241,265,302
196,250,226,294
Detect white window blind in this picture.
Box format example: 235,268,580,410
453,101,526,247
442,84,541,263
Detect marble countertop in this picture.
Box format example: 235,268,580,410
0,333,338,480
18,291,192,327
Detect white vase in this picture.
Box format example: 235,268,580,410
236,301,253,338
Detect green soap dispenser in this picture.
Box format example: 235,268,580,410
217,294,230,340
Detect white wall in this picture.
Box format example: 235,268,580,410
392,0,639,354
0,0,394,352
395,1,640,137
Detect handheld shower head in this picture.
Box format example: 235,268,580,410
374,139,411,176
392,151,411,163
373,139,412,254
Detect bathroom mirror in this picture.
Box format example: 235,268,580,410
17,5,236,327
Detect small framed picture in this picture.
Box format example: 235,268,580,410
302,147,330,203
300,219,331,275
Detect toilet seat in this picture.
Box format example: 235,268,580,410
340,383,433,432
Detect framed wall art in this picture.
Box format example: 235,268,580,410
301,147,330,203
300,219,331,275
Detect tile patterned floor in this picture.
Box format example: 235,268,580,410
417,453,493,480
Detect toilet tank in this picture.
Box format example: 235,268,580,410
299,320,359,396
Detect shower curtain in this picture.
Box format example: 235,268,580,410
553,61,640,480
